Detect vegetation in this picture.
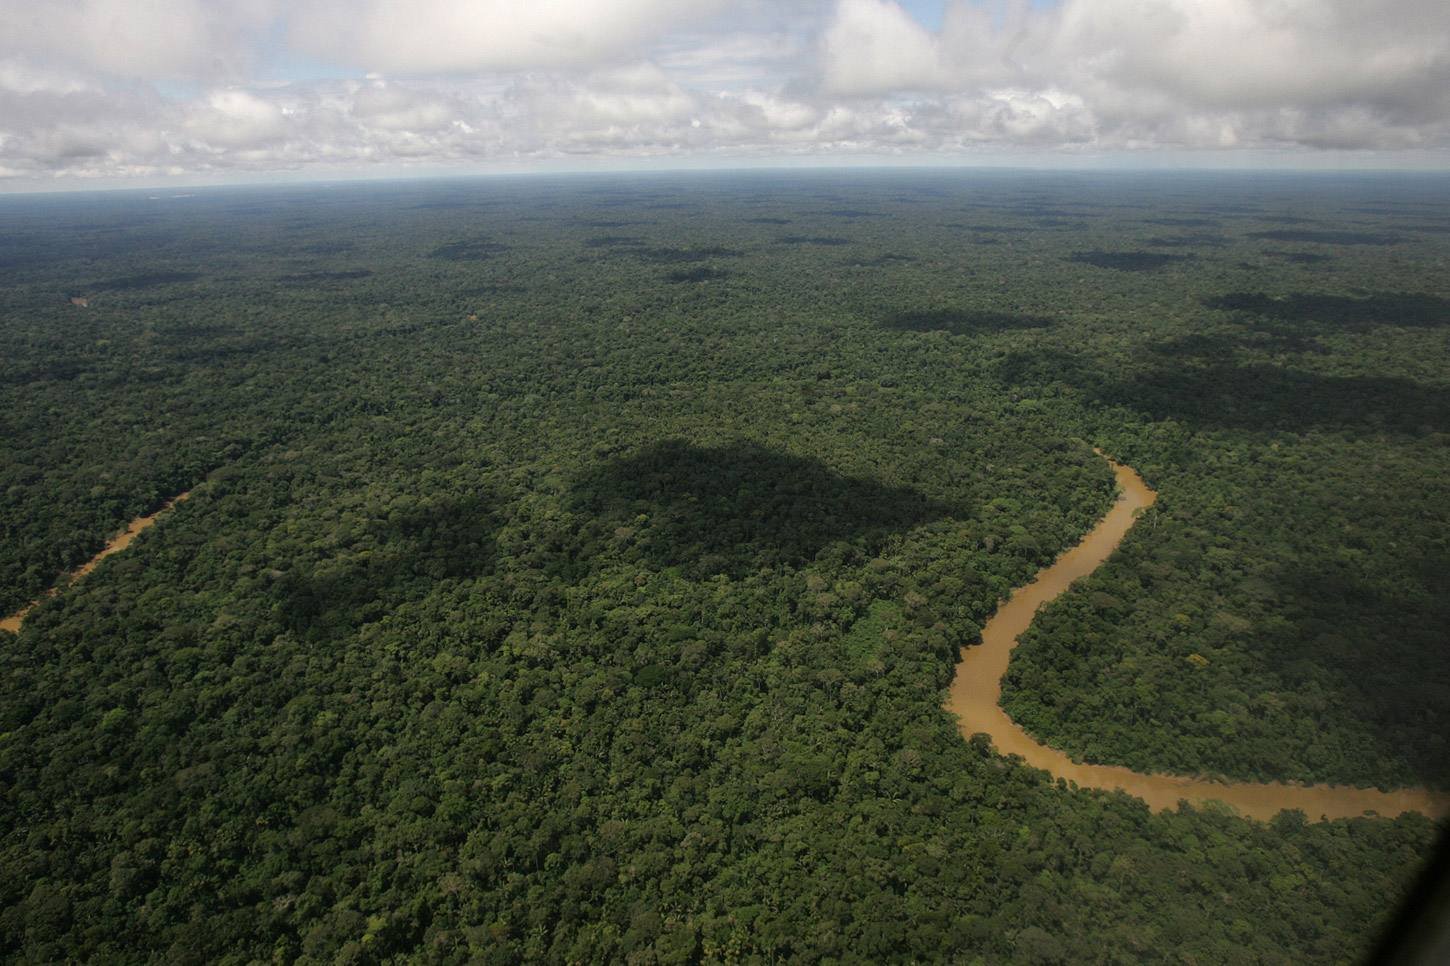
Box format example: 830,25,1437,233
0,170,1447,961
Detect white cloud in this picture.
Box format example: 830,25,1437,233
0,58,99,96
0,0,1448,184
1046,0,1450,112
349,81,456,132
288,0,729,74
186,90,290,147
655,31,805,90
820,0,946,94
0,0,277,81
810,0,1450,151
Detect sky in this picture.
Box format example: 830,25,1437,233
1,0,1448,190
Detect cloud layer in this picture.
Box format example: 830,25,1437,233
1,0,1448,185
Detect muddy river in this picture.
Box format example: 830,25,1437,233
5,471,1445,821
1,491,191,634
946,454,1449,821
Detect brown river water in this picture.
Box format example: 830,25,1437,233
1,491,191,634
946,454,1450,822
4,473,1445,820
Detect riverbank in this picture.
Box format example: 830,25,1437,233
1,491,191,634
945,453,1450,822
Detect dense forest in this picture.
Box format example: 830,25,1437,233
1,170,1447,961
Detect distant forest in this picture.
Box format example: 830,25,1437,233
1,170,1447,962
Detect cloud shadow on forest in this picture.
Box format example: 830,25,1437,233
777,235,852,246
665,266,729,283
1113,364,1450,434
1261,251,1331,264
573,440,955,577
1069,251,1190,271
1247,229,1399,245
1204,292,1450,330
1144,234,1228,249
1150,330,1328,357
846,253,916,267
884,308,1054,336
428,237,510,261
633,246,743,264
583,236,644,249
276,494,498,640
1261,555,1450,786
1142,217,1219,228
89,270,201,291
997,349,1450,435
276,269,373,284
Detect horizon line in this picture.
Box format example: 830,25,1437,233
4,159,1450,201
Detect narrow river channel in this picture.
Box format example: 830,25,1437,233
1,491,191,634
946,454,1450,822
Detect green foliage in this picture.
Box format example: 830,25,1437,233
0,171,1446,961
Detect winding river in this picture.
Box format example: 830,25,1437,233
946,453,1450,822
4,470,1445,820
0,491,191,634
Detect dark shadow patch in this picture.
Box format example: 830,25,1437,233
1261,555,1450,786
747,217,792,225
953,224,1030,234
163,323,239,340
578,219,653,228
458,282,524,296
634,246,743,264
583,236,645,249
824,209,880,219
1069,251,1189,271
298,241,355,255
846,254,916,267
1019,207,1087,218
778,236,852,246
997,349,1448,435
665,266,729,283
90,271,201,291
276,494,498,641
1,359,91,386
1262,251,1331,264
1144,235,1228,248
166,338,284,365
1247,229,1399,246
428,238,511,261
1106,364,1449,435
1204,292,1450,329
1149,330,1327,358
885,308,1053,336
1143,217,1219,227
573,440,954,578
977,205,1083,219
277,270,373,283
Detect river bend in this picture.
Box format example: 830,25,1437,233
945,454,1450,822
